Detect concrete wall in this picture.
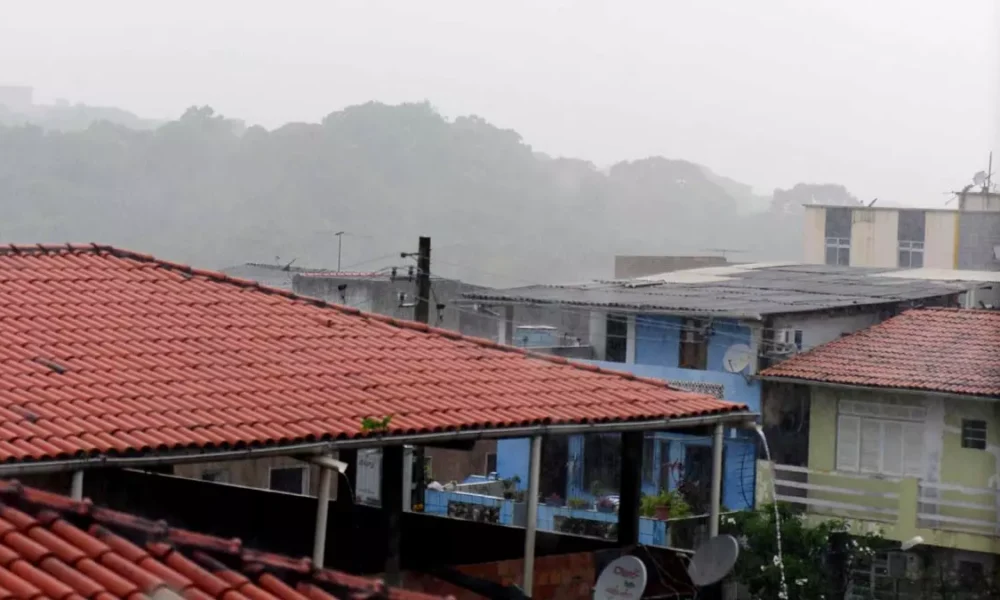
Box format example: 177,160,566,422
425,440,497,484
174,455,329,497
802,207,961,268
613,255,728,279
293,274,496,339
925,211,958,269
849,208,898,267
958,212,1000,271
802,206,826,264
771,311,883,353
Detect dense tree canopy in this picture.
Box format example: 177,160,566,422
0,102,835,285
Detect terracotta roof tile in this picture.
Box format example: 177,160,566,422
761,308,1000,397
0,480,447,600
0,244,746,464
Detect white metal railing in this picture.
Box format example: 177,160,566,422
917,480,1000,535
762,463,901,521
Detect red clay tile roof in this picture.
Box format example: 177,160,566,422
761,308,1000,397
0,479,447,600
0,245,746,464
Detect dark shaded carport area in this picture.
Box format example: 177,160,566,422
41,411,757,600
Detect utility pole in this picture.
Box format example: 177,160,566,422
335,231,345,271
414,236,431,325
412,236,431,513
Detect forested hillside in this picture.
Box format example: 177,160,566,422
0,101,850,286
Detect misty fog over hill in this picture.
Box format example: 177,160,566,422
0,101,861,286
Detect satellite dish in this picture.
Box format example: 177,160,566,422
687,535,740,586
974,171,988,187
594,555,648,600
722,344,753,373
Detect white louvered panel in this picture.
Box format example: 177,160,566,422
837,415,861,472
860,419,882,473
882,421,904,476
902,422,924,477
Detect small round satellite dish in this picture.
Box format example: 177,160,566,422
974,171,988,187
594,555,648,600
687,535,740,587
722,344,752,373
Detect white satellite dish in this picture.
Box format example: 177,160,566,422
594,555,648,600
722,344,753,373
687,535,740,587
973,171,988,187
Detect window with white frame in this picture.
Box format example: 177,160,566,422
824,207,852,266
825,237,851,265
836,400,924,477
897,240,924,268
897,210,925,268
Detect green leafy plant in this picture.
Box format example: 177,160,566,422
719,503,887,600
640,489,690,519
360,415,393,433
567,497,591,510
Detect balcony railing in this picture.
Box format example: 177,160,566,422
757,462,1000,552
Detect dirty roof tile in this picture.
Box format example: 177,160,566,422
0,480,447,600
761,308,1000,397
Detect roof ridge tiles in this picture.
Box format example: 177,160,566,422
0,244,696,394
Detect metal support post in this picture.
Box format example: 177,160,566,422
709,422,724,538
70,470,84,501
618,432,643,546
522,435,542,596
313,463,334,567
382,445,405,586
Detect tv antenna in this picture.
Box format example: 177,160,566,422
687,534,740,587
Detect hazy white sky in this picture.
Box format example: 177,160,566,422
1,1,997,205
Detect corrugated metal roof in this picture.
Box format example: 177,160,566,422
463,264,972,319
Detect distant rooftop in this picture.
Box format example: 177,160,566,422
761,308,1000,398
463,262,987,320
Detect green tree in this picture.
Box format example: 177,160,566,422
720,503,887,600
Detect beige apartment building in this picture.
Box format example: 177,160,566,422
802,191,1000,271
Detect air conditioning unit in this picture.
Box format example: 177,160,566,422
771,329,798,355
887,552,922,580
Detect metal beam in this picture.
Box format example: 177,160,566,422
313,463,334,567
522,435,542,596
709,422,724,538
0,412,759,477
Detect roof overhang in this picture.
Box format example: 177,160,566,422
0,411,759,477
757,375,998,403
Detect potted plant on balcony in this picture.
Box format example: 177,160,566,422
596,496,617,514
567,497,591,510
641,490,689,521
545,493,565,507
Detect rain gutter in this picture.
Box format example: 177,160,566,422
0,411,759,477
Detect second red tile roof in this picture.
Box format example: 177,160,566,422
761,308,1000,397
0,245,747,464
0,479,447,600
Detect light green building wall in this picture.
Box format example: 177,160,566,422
804,386,1000,554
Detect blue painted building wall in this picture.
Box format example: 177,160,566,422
494,315,761,512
